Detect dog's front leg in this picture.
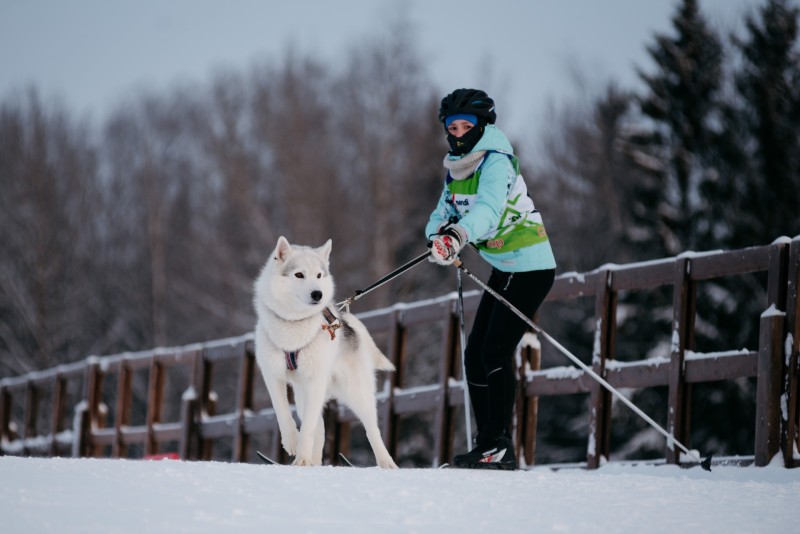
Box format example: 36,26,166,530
263,375,299,457
312,414,325,465
293,377,327,466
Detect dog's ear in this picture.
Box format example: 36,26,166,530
274,236,292,262
318,239,332,263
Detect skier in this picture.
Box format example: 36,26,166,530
426,88,556,470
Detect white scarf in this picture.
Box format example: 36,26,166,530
442,150,487,180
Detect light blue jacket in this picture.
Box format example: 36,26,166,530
425,125,557,273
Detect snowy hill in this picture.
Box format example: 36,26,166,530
1,456,797,533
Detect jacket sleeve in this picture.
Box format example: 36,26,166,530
424,185,455,238
456,153,511,242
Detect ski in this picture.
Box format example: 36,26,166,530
338,452,356,467
339,453,451,469
444,464,517,471
339,452,458,469
256,451,279,465
680,454,714,471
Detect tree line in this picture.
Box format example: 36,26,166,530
1,0,798,462
1,25,448,375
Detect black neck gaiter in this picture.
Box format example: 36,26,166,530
446,124,485,155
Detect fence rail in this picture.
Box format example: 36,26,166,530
2,238,799,468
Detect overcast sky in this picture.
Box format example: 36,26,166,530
1,0,760,143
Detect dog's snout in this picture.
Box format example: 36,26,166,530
310,290,323,303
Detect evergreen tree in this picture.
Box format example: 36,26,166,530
618,0,768,461
628,0,724,255
733,0,800,243
535,84,635,272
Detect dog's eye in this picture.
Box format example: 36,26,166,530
316,273,322,279
294,272,304,279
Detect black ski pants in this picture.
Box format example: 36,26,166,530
464,267,555,445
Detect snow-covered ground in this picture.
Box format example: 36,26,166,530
1,456,797,533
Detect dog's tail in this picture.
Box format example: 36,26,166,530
346,313,396,372
373,347,395,372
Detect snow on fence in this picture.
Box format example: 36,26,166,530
2,238,799,468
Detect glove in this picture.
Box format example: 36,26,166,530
429,224,467,265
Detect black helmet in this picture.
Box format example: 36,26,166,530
438,88,496,124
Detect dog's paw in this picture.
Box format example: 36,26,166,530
281,429,299,456
376,455,398,469
292,455,314,467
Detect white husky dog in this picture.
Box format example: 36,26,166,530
253,236,397,468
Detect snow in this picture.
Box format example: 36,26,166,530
761,304,785,318
592,256,673,273
671,322,681,353
519,331,540,351
676,249,725,259
557,271,586,284
527,366,584,381
592,318,603,365
181,386,197,402
772,236,794,245
1,457,797,533
605,356,671,369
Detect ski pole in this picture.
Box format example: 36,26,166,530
455,265,473,451
452,258,712,471
337,250,432,311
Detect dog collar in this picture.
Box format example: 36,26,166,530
284,307,342,370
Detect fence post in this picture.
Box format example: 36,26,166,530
754,239,789,467
587,270,615,469
179,350,200,460
196,350,215,461
50,371,66,456
666,257,695,464
781,237,800,467
145,355,166,457
0,383,10,446
517,333,541,467
755,309,785,465
435,302,459,466
113,359,132,459
386,310,407,459
23,379,38,455
74,359,102,457
178,390,197,460
232,342,256,462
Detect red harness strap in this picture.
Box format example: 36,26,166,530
321,307,341,340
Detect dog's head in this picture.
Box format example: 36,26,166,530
256,236,335,320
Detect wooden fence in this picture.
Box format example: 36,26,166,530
2,238,799,468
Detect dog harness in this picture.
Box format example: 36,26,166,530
284,307,342,371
